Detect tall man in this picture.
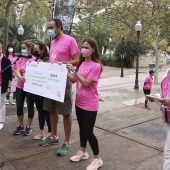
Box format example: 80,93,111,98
40,18,79,157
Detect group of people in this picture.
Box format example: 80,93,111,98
0,18,103,170
1,17,170,170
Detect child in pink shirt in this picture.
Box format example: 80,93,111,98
143,70,154,110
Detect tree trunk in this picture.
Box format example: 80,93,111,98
154,35,159,84
3,0,13,52
103,46,107,55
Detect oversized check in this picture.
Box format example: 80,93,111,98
24,61,67,103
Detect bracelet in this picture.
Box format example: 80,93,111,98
72,69,78,74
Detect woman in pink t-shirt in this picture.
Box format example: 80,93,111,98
67,38,103,170
14,40,36,136
5,44,18,105
149,45,170,169
143,69,154,110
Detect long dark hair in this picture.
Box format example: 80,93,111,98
77,37,103,71
6,44,15,58
35,42,49,58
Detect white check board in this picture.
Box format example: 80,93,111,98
24,61,67,103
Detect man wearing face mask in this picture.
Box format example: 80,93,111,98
40,18,79,157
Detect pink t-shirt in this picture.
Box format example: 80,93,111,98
16,56,36,89
0,59,2,87
161,70,170,124
75,61,102,111
8,55,18,73
143,75,153,90
49,34,79,62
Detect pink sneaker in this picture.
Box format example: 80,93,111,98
86,158,103,170
70,151,89,162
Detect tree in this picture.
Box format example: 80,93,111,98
8,24,38,51
71,22,89,48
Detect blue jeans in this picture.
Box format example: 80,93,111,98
6,92,16,101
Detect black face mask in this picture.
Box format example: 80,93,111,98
32,50,39,57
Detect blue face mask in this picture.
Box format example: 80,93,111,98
166,54,170,64
48,29,57,38
21,49,27,54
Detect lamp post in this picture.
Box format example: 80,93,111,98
120,35,125,77
109,38,112,67
134,21,142,90
17,25,24,52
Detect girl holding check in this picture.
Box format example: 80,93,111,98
66,38,103,170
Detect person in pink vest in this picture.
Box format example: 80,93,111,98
158,44,170,170
66,38,103,170
143,69,154,110
149,44,170,169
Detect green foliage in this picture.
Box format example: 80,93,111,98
101,55,131,68
114,40,147,59
71,22,89,48
8,24,38,52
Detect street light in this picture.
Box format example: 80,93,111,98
134,21,142,90
17,25,24,52
120,35,125,77
109,38,112,67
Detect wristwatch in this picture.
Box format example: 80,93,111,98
72,69,78,74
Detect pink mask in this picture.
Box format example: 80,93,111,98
81,48,92,57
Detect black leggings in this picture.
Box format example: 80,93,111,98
16,88,34,118
75,105,99,155
34,95,51,132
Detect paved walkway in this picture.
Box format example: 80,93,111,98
0,65,169,170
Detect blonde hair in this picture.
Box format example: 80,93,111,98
0,43,3,48
22,40,34,53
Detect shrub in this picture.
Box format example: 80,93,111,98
101,55,131,68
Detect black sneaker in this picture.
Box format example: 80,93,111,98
23,126,32,136
145,106,151,110
14,126,24,135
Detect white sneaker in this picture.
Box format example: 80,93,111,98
34,131,45,140
6,100,10,105
70,151,89,162
24,103,27,108
0,123,4,130
86,158,103,170
12,100,16,105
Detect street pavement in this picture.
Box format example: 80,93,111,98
0,65,169,170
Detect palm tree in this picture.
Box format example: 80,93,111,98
8,24,38,52
90,23,111,54
71,22,89,48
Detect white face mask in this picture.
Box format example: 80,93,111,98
8,48,13,53
21,49,27,54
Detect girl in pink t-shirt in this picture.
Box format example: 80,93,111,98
143,70,154,110
5,44,18,105
67,38,103,170
14,40,36,136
